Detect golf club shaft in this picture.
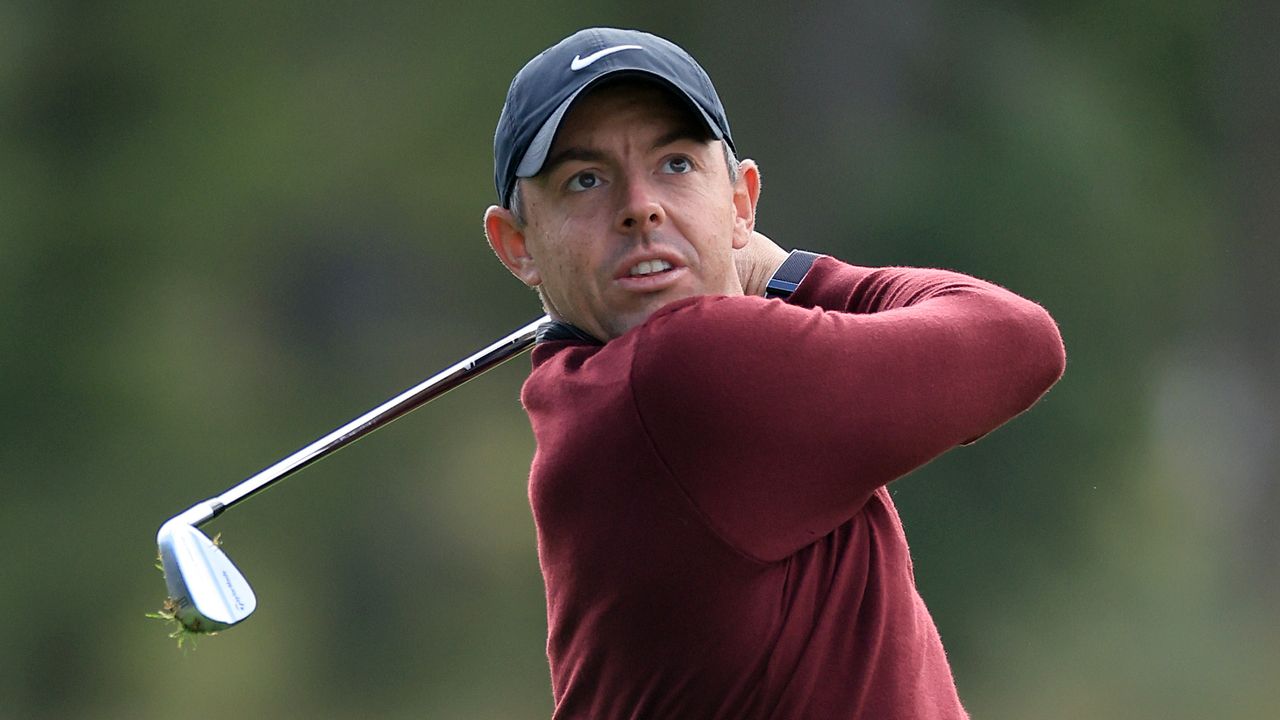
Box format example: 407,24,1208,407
174,316,549,528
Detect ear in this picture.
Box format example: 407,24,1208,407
731,159,761,250
484,205,542,288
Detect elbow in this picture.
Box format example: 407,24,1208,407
1046,327,1067,388
962,301,1064,446
1021,301,1067,402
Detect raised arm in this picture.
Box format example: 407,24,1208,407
629,256,1066,562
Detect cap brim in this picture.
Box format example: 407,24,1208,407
514,70,724,179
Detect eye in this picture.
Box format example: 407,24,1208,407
566,171,602,192
661,156,693,174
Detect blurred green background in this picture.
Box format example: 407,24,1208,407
2,1,1276,718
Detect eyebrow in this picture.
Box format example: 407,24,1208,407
540,147,607,177
651,126,709,152
539,127,711,177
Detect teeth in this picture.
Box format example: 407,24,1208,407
628,259,673,276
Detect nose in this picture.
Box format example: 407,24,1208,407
615,176,665,234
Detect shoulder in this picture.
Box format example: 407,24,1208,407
638,294,776,342
627,294,814,376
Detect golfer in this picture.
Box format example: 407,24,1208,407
483,27,1065,719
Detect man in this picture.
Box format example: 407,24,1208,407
483,27,1065,719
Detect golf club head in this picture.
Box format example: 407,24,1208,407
156,517,256,632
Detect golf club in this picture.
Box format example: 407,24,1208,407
156,315,549,633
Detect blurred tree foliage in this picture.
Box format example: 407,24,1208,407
2,1,1275,718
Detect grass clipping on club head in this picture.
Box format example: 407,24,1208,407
147,533,223,649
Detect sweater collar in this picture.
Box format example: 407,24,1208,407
535,319,604,346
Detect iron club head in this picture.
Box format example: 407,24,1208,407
156,509,256,633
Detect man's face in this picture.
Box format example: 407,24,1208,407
485,81,758,341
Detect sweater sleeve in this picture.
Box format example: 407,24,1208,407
629,256,1066,563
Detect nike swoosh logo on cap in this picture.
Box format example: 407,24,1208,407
570,44,643,71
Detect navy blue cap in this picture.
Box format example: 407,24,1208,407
493,28,734,208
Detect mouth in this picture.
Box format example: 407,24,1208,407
626,259,675,277
614,255,687,293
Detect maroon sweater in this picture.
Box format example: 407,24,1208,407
520,257,1065,719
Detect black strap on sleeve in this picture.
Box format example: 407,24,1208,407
764,250,823,299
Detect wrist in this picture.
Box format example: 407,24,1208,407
741,242,790,296
764,250,823,300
